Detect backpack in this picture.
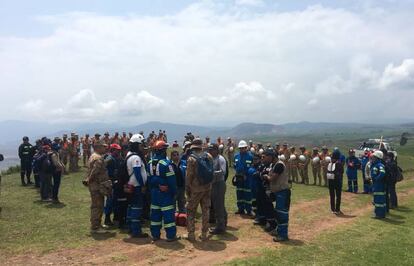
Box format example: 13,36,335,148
32,152,46,173
190,152,214,185
327,162,336,180
117,153,136,188
396,166,404,182
41,153,56,174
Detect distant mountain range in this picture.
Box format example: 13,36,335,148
0,120,412,149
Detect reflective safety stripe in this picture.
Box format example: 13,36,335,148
164,222,176,228
151,205,161,210
166,172,174,177
151,221,162,226
373,192,385,196
117,198,127,201
131,207,142,210
375,204,386,207
276,210,289,215
379,169,386,173
245,160,252,163
236,188,244,191
159,160,167,166
161,205,175,211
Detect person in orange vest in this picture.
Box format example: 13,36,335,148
60,134,70,174
111,132,121,145
103,132,111,146
68,136,79,172
82,134,92,167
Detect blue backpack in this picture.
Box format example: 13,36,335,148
191,152,214,185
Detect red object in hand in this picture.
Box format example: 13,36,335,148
159,185,169,192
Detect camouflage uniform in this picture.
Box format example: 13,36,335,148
298,149,310,184
311,150,322,185
60,137,69,174
185,151,212,239
320,149,330,187
280,146,291,179
68,139,79,172
289,148,299,183
82,136,92,167
86,152,111,230
225,140,235,167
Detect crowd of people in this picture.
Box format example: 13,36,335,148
14,130,403,243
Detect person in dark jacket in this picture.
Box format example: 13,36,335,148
18,136,35,186
385,152,399,210
327,151,344,215
171,150,186,213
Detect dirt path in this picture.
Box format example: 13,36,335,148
5,186,414,266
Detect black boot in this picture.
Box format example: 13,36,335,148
104,215,114,226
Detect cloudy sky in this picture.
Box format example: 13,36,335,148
1,0,413,126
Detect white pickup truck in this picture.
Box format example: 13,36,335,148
355,139,398,159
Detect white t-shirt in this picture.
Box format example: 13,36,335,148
127,151,148,187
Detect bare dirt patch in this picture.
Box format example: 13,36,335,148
5,186,414,266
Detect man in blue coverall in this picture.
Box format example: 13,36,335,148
148,140,179,242
346,149,361,193
370,151,386,219
233,140,253,216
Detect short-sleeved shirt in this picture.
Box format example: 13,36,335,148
126,151,148,187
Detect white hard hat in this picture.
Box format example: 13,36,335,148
258,148,264,155
238,140,248,148
279,154,286,161
229,146,234,152
325,156,331,163
372,150,383,159
289,154,296,161
219,144,224,150
129,134,145,144
299,155,306,162
312,157,320,164
250,147,256,153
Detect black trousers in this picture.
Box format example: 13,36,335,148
328,178,342,212
256,182,275,224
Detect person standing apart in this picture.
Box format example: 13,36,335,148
327,151,344,215
18,136,35,186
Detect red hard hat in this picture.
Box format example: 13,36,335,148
153,140,169,150
110,144,122,150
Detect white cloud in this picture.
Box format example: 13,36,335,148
18,99,45,113
1,2,414,124
18,89,165,122
120,91,165,116
235,0,264,7
379,59,414,90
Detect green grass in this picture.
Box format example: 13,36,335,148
1,159,413,261
228,192,414,266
